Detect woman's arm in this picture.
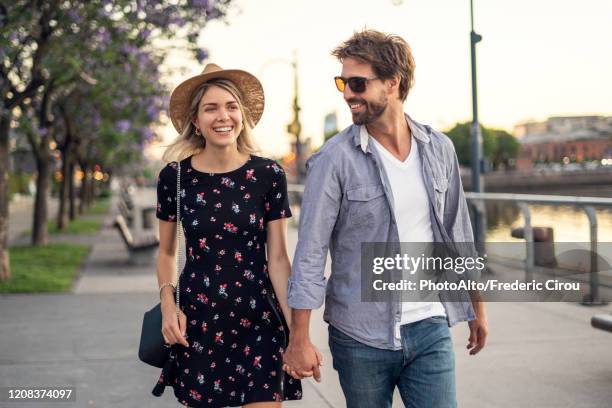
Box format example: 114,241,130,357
157,219,188,347
266,217,293,327
157,220,178,302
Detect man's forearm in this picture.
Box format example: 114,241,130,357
290,309,312,343
469,290,487,319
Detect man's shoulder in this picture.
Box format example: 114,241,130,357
412,118,456,159
309,125,357,164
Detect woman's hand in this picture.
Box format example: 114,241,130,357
161,299,189,347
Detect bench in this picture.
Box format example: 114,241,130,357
591,314,612,333
120,188,135,210
113,215,159,265
117,199,134,227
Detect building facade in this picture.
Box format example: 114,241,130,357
514,116,612,170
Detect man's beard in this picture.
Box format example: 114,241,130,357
350,93,388,125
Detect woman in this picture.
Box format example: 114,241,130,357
152,63,302,407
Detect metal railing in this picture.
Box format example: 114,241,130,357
288,184,612,305
465,192,612,305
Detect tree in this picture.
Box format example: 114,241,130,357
0,0,235,281
489,129,519,170
445,122,519,170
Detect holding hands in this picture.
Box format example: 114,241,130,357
282,338,324,382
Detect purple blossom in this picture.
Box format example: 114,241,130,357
146,105,160,121
130,140,144,150
147,11,170,27
97,7,110,18
113,96,130,109
139,28,152,41
96,29,111,47
121,44,139,56
207,10,221,19
92,112,101,127
116,120,131,133
152,96,163,107
193,0,215,14
195,48,209,63
67,9,82,24
170,16,187,26
161,95,170,109
137,52,150,66
141,127,155,141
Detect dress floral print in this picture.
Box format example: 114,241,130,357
152,154,301,407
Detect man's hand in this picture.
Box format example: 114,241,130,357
467,316,488,355
282,339,323,382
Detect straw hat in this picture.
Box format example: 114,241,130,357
168,63,265,133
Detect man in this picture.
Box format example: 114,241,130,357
282,29,488,408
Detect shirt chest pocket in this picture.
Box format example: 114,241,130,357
433,177,448,220
345,184,387,227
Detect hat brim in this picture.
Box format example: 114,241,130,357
169,69,265,134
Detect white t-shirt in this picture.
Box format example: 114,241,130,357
366,127,446,339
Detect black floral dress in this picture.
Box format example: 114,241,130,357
152,154,302,407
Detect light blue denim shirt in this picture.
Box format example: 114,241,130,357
288,114,477,350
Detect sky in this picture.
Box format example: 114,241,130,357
149,0,612,159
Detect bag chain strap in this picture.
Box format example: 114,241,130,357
175,161,184,319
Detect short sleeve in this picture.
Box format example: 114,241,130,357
156,162,178,222
264,161,292,223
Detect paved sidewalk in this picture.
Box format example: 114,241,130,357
1,189,612,407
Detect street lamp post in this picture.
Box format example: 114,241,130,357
470,0,487,249
258,52,303,183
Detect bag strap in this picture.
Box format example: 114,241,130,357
175,161,184,317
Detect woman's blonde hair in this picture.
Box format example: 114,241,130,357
161,79,259,163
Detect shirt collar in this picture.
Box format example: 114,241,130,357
353,113,431,152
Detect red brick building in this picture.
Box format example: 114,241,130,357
514,116,612,170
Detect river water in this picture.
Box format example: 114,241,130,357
485,203,612,242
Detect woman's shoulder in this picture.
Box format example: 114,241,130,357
157,160,180,183
249,155,287,176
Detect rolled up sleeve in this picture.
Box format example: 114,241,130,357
288,150,342,309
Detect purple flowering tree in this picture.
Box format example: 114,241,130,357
0,0,235,280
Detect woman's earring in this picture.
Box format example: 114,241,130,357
195,127,202,136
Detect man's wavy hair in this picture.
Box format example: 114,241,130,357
332,29,416,102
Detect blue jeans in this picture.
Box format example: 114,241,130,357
328,316,456,408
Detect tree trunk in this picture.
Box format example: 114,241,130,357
78,163,88,214
68,160,76,220
31,148,52,246
0,113,11,281
56,149,69,230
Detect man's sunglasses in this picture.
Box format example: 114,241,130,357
334,76,379,93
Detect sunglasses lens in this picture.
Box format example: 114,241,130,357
334,77,345,92
348,77,367,93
